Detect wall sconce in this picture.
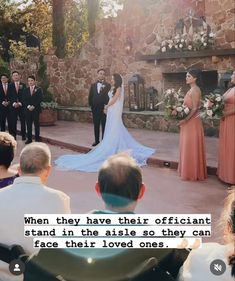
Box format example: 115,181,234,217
125,36,132,53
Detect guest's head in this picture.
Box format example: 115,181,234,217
12,71,21,82
220,188,235,277
19,142,51,184
0,132,17,171
96,152,145,213
97,68,105,82
186,68,202,88
230,71,235,85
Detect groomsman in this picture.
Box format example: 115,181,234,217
23,75,43,144
9,71,26,140
88,68,111,146
0,74,11,133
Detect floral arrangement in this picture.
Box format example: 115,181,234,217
163,88,190,120
201,93,224,118
160,31,215,53
40,101,58,110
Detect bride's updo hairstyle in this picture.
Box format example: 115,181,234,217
112,73,122,96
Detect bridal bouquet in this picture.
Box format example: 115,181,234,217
163,88,190,120
201,93,224,118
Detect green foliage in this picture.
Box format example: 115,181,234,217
37,54,54,103
0,57,10,76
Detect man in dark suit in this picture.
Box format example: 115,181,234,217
23,75,43,144
9,71,26,140
0,74,11,133
88,68,111,146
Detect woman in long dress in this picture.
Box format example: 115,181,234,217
178,69,207,181
55,73,155,172
218,71,235,185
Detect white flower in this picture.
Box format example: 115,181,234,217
184,107,190,115
175,45,178,49
201,37,205,43
161,46,166,52
203,42,207,46
176,106,183,112
207,109,213,117
209,32,214,38
169,44,173,49
175,34,180,39
161,41,166,46
181,39,184,43
188,45,193,50
215,96,221,102
166,89,172,95
179,44,183,48
200,31,204,35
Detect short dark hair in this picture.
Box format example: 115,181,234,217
97,68,105,74
1,74,9,79
28,75,36,81
0,132,16,169
98,153,142,207
12,71,19,75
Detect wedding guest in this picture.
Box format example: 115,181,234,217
0,142,71,281
9,71,27,140
0,74,11,133
88,68,111,146
23,75,43,144
0,132,18,189
218,71,235,185
178,68,207,181
178,188,235,281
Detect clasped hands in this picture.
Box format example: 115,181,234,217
2,101,9,107
13,102,22,108
28,105,35,111
103,105,108,114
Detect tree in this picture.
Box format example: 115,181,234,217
52,0,66,58
87,0,99,37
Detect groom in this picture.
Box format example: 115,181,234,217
88,68,111,146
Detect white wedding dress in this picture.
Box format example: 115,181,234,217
55,86,155,172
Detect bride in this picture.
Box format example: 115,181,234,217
55,73,155,172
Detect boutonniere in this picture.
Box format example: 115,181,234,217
19,85,23,90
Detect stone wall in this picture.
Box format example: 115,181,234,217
10,0,235,111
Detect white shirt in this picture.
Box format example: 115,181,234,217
0,176,71,281
177,243,234,281
97,81,103,94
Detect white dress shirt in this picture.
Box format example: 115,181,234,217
0,176,71,281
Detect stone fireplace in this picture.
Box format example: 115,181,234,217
163,70,219,95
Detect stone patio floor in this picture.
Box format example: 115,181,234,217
13,120,230,242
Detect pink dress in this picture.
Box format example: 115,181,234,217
218,87,235,184
178,91,207,180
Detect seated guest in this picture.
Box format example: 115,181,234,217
0,132,18,189
0,142,71,281
177,188,235,281
24,153,188,281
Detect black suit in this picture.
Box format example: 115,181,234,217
88,81,111,144
0,82,11,133
9,82,26,139
23,86,43,142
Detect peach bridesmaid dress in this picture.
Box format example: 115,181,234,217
218,87,235,184
178,91,207,180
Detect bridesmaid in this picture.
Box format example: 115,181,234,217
218,71,235,185
178,69,207,181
